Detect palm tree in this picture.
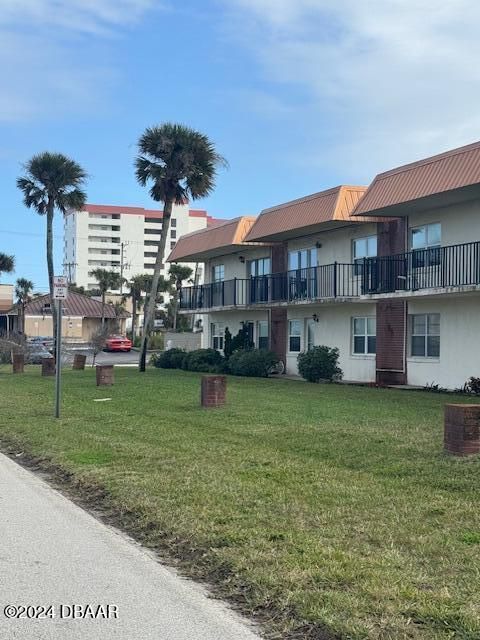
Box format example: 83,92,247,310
0,253,15,280
135,123,226,371
168,264,193,331
17,152,87,344
15,278,34,334
89,269,122,328
126,273,151,344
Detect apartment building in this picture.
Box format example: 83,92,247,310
63,203,219,291
169,141,480,390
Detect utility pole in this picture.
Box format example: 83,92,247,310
119,242,130,294
63,262,77,284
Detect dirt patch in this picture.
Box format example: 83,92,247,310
0,436,339,640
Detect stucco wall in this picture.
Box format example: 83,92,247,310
286,302,377,381
407,295,480,389
206,247,273,284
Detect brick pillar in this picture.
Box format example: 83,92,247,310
41,358,55,376
96,364,114,386
444,404,480,456
73,353,87,370
201,375,226,408
12,353,24,374
376,218,408,385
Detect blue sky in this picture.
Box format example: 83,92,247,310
2,0,480,290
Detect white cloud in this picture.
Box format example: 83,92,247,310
222,0,480,179
0,0,159,122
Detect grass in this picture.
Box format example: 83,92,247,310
0,366,479,639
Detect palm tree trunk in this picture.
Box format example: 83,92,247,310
139,199,173,372
21,302,25,334
46,201,57,347
101,292,105,328
131,295,137,343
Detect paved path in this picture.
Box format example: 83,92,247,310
0,453,260,640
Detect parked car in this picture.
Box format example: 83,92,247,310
104,335,132,352
28,336,54,351
25,344,55,364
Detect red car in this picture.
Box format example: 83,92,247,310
104,335,132,352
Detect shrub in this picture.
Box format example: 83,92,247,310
148,333,165,350
464,376,480,394
153,348,186,369
227,349,279,378
182,348,225,373
297,346,343,383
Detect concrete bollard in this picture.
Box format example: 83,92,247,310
96,364,114,386
12,353,24,374
72,353,87,370
444,404,480,456
41,358,56,377
201,375,226,408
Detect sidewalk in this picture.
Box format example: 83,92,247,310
0,453,260,640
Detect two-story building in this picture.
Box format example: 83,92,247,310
169,141,480,390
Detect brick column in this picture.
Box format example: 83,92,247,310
12,353,24,374
444,404,480,456
96,364,114,386
41,358,55,376
73,353,87,370
201,375,226,408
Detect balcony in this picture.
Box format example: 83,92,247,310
179,263,362,311
361,240,480,295
179,241,480,312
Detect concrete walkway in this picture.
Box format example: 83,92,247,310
0,453,260,640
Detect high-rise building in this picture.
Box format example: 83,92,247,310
63,203,220,291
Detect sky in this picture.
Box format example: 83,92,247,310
2,0,480,291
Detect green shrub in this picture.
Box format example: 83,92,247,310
153,348,186,369
182,348,225,373
297,346,343,383
148,333,165,350
227,349,279,378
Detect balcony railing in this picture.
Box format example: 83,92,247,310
179,241,480,311
179,263,362,310
361,240,480,294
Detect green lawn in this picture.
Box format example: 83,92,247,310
0,366,479,639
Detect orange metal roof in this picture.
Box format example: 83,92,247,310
245,185,369,242
167,217,257,262
353,140,480,216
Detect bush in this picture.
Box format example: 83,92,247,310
153,348,186,369
297,346,343,383
227,349,279,378
181,348,225,373
464,376,480,394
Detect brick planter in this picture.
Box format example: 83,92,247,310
444,404,480,456
72,353,87,370
96,364,114,386
201,375,226,408
41,358,55,377
12,353,24,374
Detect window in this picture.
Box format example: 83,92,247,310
145,217,162,224
289,320,301,352
258,321,269,349
170,229,177,239
212,264,225,282
248,257,271,277
145,228,161,235
144,252,157,258
411,223,441,267
144,240,160,246
211,323,224,350
306,319,316,351
288,248,317,271
171,219,177,227
410,313,440,358
352,317,376,355
353,236,377,274
170,242,176,250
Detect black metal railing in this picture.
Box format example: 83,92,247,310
179,241,480,311
179,263,362,310
361,241,480,294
